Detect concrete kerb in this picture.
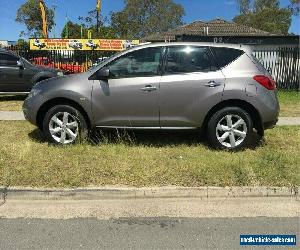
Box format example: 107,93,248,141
0,186,298,201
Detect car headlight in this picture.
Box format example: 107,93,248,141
28,88,42,99
57,72,64,77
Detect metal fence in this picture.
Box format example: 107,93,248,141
253,47,300,90
4,45,300,90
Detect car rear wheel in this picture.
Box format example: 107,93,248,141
207,107,254,150
43,105,88,145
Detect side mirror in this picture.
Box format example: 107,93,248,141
17,60,24,69
96,67,110,80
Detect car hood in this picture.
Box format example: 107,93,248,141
34,72,89,90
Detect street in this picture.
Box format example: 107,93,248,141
0,217,297,249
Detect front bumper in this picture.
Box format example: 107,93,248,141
22,94,44,126
263,119,278,130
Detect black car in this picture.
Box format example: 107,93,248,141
0,49,64,94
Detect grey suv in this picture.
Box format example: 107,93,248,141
0,49,63,94
23,42,279,150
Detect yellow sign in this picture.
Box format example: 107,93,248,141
30,39,140,51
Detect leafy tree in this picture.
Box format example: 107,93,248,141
254,0,279,11
111,0,185,39
234,0,292,34
16,39,30,50
61,21,82,39
16,0,55,37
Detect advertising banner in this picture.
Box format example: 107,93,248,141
29,38,140,51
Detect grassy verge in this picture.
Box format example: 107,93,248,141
0,95,25,111
1,91,299,117
0,121,299,188
277,91,300,117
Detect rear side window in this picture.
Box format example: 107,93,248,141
165,46,217,74
210,48,244,68
0,53,19,66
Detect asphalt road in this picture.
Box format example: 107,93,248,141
0,217,298,250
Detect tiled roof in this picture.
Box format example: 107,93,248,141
144,19,274,42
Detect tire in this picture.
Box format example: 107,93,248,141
207,107,254,150
42,105,88,145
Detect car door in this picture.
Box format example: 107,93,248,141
0,53,30,92
159,45,225,128
91,46,164,127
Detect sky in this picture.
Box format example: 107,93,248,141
0,0,299,41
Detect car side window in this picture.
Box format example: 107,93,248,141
107,47,163,79
0,53,19,66
165,46,216,74
210,47,244,68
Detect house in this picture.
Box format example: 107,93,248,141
143,19,299,50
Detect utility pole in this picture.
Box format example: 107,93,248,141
96,0,101,37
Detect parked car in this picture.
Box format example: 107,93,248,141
23,42,279,150
0,49,64,93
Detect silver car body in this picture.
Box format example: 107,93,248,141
23,42,279,134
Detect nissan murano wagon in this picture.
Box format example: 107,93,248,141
23,42,279,150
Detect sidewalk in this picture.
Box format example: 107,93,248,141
0,186,298,219
0,111,300,125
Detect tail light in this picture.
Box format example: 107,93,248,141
253,75,276,90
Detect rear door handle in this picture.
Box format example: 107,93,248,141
205,81,222,87
141,85,157,92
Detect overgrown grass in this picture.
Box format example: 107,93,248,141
277,90,300,117
0,121,299,188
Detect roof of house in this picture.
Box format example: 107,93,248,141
143,19,275,42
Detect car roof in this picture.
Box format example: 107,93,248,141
0,48,19,56
132,42,252,53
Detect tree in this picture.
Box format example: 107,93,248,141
234,0,292,34
111,0,185,39
61,21,82,39
16,0,54,37
254,0,279,11
61,10,118,39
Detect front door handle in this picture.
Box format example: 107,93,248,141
141,85,157,92
205,81,222,87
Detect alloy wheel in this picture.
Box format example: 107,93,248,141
216,114,248,148
49,112,79,144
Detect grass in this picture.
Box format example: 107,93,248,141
277,91,300,117
0,91,299,117
0,121,299,188
0,95,25,111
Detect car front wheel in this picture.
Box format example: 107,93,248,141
207,107,254,150
43,105,88,145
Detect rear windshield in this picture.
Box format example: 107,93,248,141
210,47,244,68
